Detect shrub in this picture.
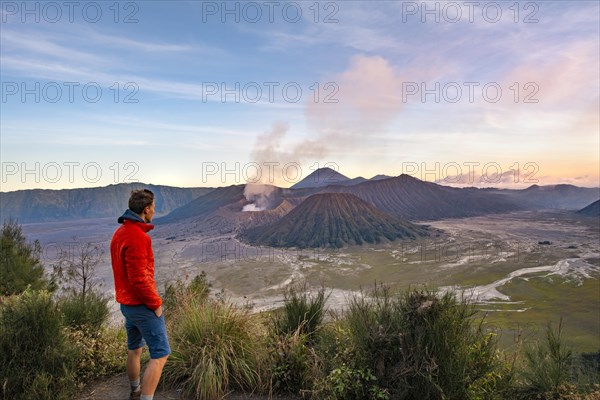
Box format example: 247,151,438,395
268,284,329,395
163,271,211,313
51,240,103,301
345,286,505,399
269,328,317,395
519,319,573,396
575,351,600,392
515,320,600,399
0,290,78,399
313,324,389,400
345,284,402,386
57,290,117,383
396,289,501,399
58,291,109,331
0,219,52,296
273,284,328,342
68,325,128,383
320,363,389,400
163,298,265,399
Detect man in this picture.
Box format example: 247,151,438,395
110,189,170,400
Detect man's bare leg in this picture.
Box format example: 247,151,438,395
141,355,169,395
127,348,143,383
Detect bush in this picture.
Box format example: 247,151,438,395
345,286,505,399
163,297,265,399
58,291,109,330
0,219,52,296
519,319,573,396
273,284,328,342
269,328,317,395
345,284,402,386
515,321,600,399
396,289,502,399
163,271,211,313
0,290,78,399
313,324,389,400
57,290,118,383
320,363,389,400
267,284,329,395
68,325,128,383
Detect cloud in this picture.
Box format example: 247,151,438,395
436,168,600,189
1,30,103,65
435,167,526,188
252,2,401,53
88,33,194,52
305,55,407,135
502,40,599,108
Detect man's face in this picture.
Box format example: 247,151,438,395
144,200,155,223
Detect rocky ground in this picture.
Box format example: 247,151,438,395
82,372,297,400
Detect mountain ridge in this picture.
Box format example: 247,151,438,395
0,182,212,223
313,174,524,220
3,169,598,224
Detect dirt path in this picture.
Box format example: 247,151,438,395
82,373,297,400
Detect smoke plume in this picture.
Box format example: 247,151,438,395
242,183,277,212
243,55,412,207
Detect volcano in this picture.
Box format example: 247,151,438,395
577,200,600,217
238,192,429,248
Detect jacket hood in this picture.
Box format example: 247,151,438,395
118,209,147,224
118,209,154,232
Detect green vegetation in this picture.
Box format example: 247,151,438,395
332,286,512,399
0,219,53,295
0,221,126,399
0,289,125,400
268,326,317,395
163,289,266,399
513,320,600,399
268,284,329,395
163,271,211,311
0,290,78,400
3,278,598,400
485,276,600,352
272,284,328,340
58,291,110,331
67,324,128,384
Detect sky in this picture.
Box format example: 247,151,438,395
1,0,599,192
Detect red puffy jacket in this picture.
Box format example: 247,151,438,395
110,218,162,310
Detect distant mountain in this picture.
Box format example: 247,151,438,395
488,184,599,210
0,183,212,223
154,185,246,224
370,174,393,181
321,174,523,220
577,200,600,217
239,192,429,248
346,176,369,186
291,167,351,189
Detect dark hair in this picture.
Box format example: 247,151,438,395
129,189,154,214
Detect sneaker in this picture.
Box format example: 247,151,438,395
129,389,141,400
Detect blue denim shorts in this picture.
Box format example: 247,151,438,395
120,304,171,359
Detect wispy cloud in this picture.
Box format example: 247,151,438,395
1,29,103,65
88,32,194,52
